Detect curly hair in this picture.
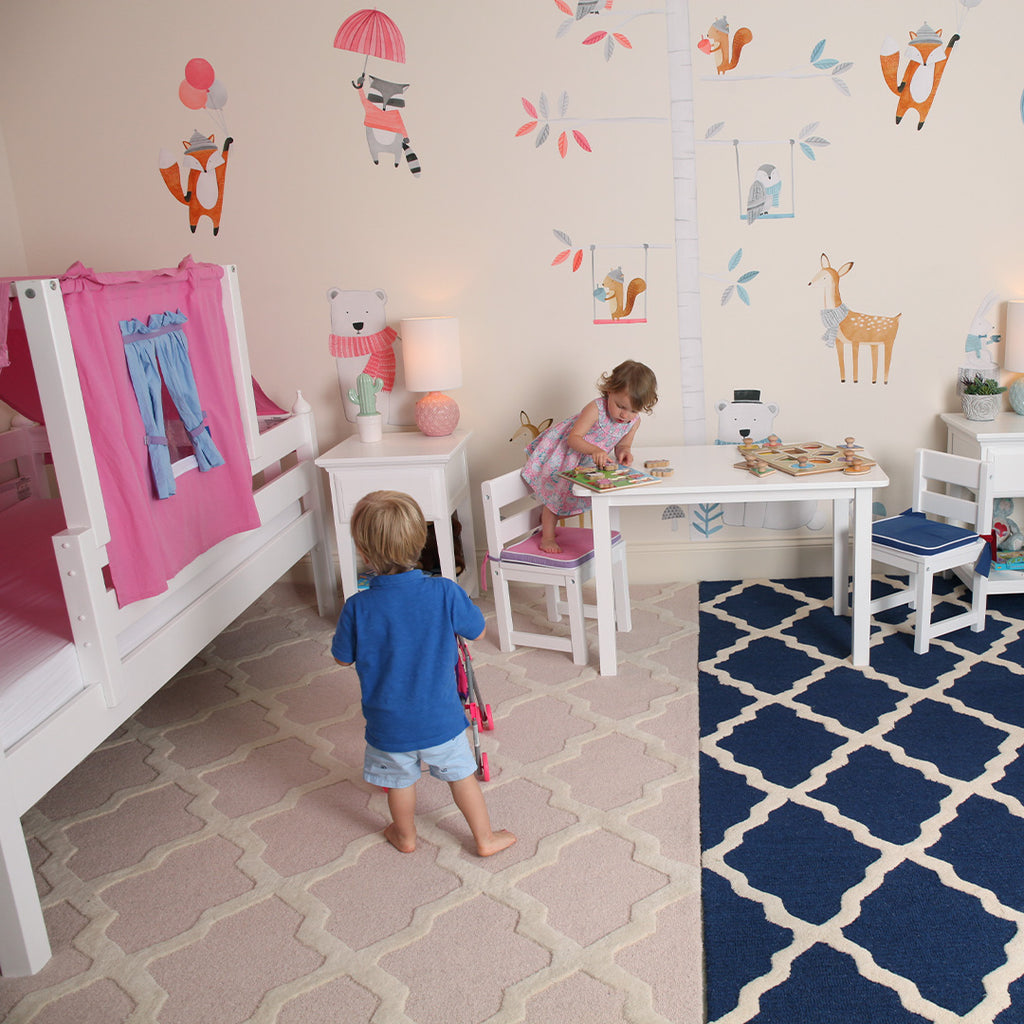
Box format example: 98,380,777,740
598,360,659,414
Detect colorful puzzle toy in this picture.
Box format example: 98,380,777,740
734,439,876,477
560,462,666,492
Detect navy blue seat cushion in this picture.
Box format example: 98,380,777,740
873,510,991,576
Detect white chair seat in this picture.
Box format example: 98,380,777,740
869,449,994,654
482,470,631,665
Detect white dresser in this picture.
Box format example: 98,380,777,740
941,411,1024,595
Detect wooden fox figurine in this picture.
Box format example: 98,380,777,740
158,131,233,234
880,23,959,130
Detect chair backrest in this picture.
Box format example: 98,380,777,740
912,448,994,531
481,469,544,558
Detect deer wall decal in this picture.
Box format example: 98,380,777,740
508,410,553,445
809,253,901,384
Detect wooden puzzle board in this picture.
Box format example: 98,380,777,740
738,441,876,477
560,465,663,492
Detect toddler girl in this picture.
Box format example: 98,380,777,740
521,359,658,553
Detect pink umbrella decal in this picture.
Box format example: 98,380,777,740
334,8,406,77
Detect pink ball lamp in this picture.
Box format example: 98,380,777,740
400,315,462,436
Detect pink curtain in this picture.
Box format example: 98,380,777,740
58,257,259,606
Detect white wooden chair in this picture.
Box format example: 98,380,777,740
870,448,994,654
481,469,630,665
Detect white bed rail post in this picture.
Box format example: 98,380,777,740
0,754,51,975
15,280,110,544
16,279,124,706
51,528,126,705
292,391,338,618
220,265,259,459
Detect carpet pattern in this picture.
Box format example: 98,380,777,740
0,580,701,1024
700,575,1024,1024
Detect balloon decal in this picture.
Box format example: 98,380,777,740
178,57,228,133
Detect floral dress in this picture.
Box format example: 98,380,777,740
521,395,635,516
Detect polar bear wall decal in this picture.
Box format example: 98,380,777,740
328,287,418,426
715,390,826,532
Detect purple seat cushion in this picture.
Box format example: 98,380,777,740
501,527,623,569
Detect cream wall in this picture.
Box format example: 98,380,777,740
1,1,1021,583
689,1,1024,499
0,124,26,277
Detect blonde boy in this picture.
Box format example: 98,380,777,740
332,490,515,857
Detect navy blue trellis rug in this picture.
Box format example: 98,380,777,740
700,576,1024,1024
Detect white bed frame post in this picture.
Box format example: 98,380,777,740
0,756,50,975
290,390,338,617
15,280,125,705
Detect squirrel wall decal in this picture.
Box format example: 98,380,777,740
697,16,753,74
595,267,647,320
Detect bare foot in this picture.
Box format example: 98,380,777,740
539,536,561,553
384,822,417,853
476,829,517,857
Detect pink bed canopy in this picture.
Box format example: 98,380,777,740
0,257,274,605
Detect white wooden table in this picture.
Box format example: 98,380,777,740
574,444,889,675
316,429,478,601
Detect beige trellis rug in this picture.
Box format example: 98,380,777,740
0,579,702,1024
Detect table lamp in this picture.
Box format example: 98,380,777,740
400,315,462,436
1005,301,1024,415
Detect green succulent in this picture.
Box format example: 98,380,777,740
960,371,1006,395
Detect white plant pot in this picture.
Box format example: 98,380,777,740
962,393,1001,422
356,413,383,442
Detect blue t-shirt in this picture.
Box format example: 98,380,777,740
331,571,485,752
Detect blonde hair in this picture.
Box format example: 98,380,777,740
598,360,659,414
350,490,428,575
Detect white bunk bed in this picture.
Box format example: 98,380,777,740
0,263,337,976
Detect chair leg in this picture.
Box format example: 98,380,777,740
545,585,562,623
491,566,516,654
564,577,589,665
970,571,989,633
913,568,934,655
612,554,632,633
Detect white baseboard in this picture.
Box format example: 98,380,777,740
289,533,844,598
623,535,840,584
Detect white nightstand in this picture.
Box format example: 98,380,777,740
316,429,478,602
941,411,1024,595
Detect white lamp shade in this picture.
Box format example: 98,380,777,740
1006,301,1024,373
400,316,462,392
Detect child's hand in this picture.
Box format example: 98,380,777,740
617,448,634,467
593,450,611,469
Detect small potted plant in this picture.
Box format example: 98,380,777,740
959,370,1006,422
349,372,384,442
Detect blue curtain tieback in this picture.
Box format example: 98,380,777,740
187,415,210,441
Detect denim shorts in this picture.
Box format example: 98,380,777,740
364,732,477,788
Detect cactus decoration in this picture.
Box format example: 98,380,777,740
348,373,384,416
